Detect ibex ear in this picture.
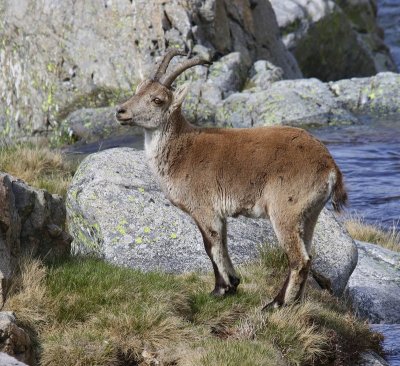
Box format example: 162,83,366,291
170,83,190,111
135,80,147,93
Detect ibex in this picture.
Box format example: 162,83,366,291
115,50,347,309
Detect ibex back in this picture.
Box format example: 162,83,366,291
116,50,347,309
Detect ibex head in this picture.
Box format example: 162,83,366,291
116,50,211,129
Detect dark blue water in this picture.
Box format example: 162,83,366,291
311,115,400,231
372,324,400,366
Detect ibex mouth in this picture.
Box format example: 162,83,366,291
117,118,133,126
115,112,133,125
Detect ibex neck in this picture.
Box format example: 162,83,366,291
144,109,193,169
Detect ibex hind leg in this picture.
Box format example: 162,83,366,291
263,215,311,310
195,215,240,296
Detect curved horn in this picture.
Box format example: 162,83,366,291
152,49,187,81
161,57,212,87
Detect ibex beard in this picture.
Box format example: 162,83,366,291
116,50,347,309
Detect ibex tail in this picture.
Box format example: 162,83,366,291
331,168,348,213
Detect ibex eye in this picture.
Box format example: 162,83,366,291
152,98,163,105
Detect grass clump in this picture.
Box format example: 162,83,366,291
0,141,77,197
4,246,383,366
345,217,400,252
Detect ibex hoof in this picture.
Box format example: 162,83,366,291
210,285,237,297
210,275,240,297
229,274,241,288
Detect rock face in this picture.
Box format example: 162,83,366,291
0,173,71,304
270,0,398,81
346,241,400,324
0,312,33,365
0,0,300,139
67,148,357,297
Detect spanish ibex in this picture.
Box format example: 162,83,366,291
115,50,347,309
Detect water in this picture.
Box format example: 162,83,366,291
310,115,400,230
371,324,400,366
378,0,400,70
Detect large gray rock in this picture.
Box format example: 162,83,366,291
0,353,29,366
346,241,400,324
329,72,400,115
0,312,33,365
215,78,357,128
0,0,301,139
270,0,397,81
67,148,357,297
0,173,71,303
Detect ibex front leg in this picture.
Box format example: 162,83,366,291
195,214,240,296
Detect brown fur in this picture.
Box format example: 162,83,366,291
115,54,347,308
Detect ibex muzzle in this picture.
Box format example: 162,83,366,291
116,50,347,309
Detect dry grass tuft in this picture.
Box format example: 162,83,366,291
0,141,76,196
234,305,324,365
4,258,49,329
345,217,400,252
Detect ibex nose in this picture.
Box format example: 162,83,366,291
115,106,126,115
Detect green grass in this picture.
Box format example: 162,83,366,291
0,141,77,197
345,217,400,252
5,246,383,366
